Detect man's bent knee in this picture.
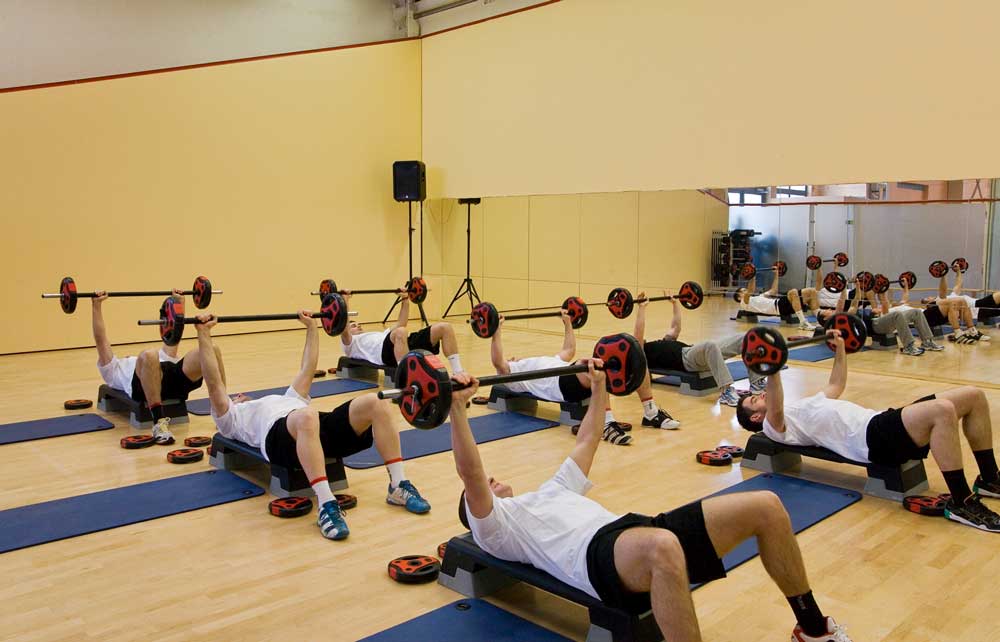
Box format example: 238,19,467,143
649,531,686,575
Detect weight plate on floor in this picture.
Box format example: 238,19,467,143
166,448,204,464
269,496,313,518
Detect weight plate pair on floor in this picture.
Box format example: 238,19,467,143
696,444,745,466
268,493,358,518
903,493,951,517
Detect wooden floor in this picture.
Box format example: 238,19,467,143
1,299,998,642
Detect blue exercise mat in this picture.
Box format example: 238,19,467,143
759,315,816,325
344,412,559,469
186,378,377,415
0,470,263,554
693,473,861,587
359,599,572,642
786,343,868,362
651,360,784,386
0,413,114,446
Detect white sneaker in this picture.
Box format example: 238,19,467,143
749,378,767,394
791,616,853,642
718,386,740,407
798,321,819,331
151,417,175,445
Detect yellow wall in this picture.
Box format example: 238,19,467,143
422,0,1000,198
424,189,728,331
2,40,422,353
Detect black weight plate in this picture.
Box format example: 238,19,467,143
715,445,744,458
824,312,867,353
742,325,788,377
192,276,213,309
269,496,313,518
121,434,156,449
679,281,704,310
696,450,733,466
562,297,589,329
313,369,326,378
60,277,78,314
606,287,634,319
166,448,204,464
929,260,949,278
184,436,212,447
320,293,348,337
903,494,949,517
395,350,452,429
160,296,186,346
470,302,499,339
408,276,428,304
336,493,358,510
592,333,646,396
64,399,93,410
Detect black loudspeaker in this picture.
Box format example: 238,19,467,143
393,160,426,202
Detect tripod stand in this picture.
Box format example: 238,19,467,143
382,201,429,326
443,198,482,318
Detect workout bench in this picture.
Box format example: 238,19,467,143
334,357,396,385
97,384,189,429
440,532,662,642
732,310,758,323
209,434,348,498
741,433,928,501
487,385,589,426
649,368,719,397
867,328,897,350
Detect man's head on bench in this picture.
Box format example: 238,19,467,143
347,321,364,335
457,480,513,530
733,289,746,303
736,392,765,433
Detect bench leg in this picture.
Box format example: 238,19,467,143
677,373,720,397
742,450,802,474
488,395,538,417
864,460,929,501
338,364,380,384
438,563,518,598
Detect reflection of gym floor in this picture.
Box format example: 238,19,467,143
1,300,997,642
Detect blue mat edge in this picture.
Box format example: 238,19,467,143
358,599,572,642
0,413,115,446
186,378,377,415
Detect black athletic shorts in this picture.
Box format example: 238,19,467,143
924,305,947,328
263,400,373,469
974,295,998,321
865,394,935,466
381,326,441,368
643,339,688,372
558,373,592,403
130,358,203,404
585,502,725,615
776,295,795,318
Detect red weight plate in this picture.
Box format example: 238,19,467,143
64,399,93,410
606,287,634,319
696,450,733,466
438,542,448,560
192,275,213,309
471,395,489,405
408,276,428,304
562,297,589,329
833,252,849,267
269,496,313,518
387,555,441,584
715,445,744,458
313,369,326,378
121,435,155,450
592,333,645,396
678,281,704,310
929,260,949,278
184,436,212,447
336,494,358,510
806,255,822,270
902,494,949,517
60,277,78,314
166,448,204,464
319,293,348,337
470,302,499,339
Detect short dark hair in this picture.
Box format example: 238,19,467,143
735,393,764,433
732,290,743,304
458,490,470,530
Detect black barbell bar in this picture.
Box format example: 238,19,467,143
806,252,849,270
310,276,429,304
467,297,588,339
741,312,867,376
42,276,221,314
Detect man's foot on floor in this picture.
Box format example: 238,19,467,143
972,475,1000,499
152,418,175,445
944,494,1000,532
791,616,853,641
718,387,740,407
318,500,350,540
899,342,925,356
387,480,431,514
920,340,945,351
602,422,632,445
641,410,680,430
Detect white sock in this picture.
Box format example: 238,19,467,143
311,477,335,506
642,397,659,419
604,409,615,425
386,458,406,488
447,354,464,374
796,310,808,323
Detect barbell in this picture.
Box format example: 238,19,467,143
820,271,849,293
468,297,588,339
738,261,788,280
872,271,917,295
605,281,706,319
377,333,647,429
137,294,356,347
310,277,428,304
741,312,867,376
806,253,849,270
42,276,220,314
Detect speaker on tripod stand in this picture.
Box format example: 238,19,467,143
384,161,429,325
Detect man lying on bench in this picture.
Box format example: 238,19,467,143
449,364,852,642
736,331,1000,533
736,265,820,331
633,291,766,407
339,290,465,374
194,311,431,541
491,312,678,446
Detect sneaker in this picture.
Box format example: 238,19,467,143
642,410,680,430
948,331,975,344
387,480,431,514
749,378,767,394
920,340,945,351
602,422,632,445
973,475,1000,499
899,342,925,356
317,500,350,540
151,418,175,445
944,495,1000,532
791,616,853,642
798,321,819,331
718,386,740,407
967,329,989,342
572,421,631,436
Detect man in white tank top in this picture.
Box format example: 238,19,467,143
340,290,465,374
735,266,819,331
92,289,212,445
449,366,854,642
490,312,679,445
736,331,1000,533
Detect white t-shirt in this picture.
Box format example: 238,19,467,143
741,294,779,316
97,349,182,397
763,391,878,463
818,288,842,308
344,328,392,365
210,387,310,460
503,355,572,402
467,457,619,599
947,293,979,310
